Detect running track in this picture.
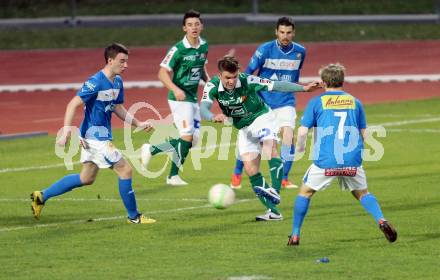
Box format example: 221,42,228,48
1,40,439,135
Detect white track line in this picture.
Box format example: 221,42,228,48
371,117,440,127
386,128,440,133
2,74,440,92
0,199,253,232
0,81,163,93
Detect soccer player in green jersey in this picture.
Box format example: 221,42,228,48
141,10,209,185
200,56,319,221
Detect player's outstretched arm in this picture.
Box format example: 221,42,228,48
113,104,152,132
200,100,214,121
57,96,83,147
200,101,227,122
272,81,320,93
158,67,186,101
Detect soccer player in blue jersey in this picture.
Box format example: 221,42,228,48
231,17,306,190
287,63,397,245
30,43,156,224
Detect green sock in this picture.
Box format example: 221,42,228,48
150,138,179,156
269,157,283,193
249,173,280,214
257,196,280,215
169,138,192,177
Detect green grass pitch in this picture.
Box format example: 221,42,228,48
1,98,439,279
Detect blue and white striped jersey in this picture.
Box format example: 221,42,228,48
245,40,306,109
77,70,124,141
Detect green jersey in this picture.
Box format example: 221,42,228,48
202,73,274,129
160,36,208,103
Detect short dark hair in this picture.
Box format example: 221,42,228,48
218,55,240,73
104,43,129,63
183,9,201,25
276,16,295,30
319,63,345,88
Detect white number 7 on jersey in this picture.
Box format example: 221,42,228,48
334,111,347,140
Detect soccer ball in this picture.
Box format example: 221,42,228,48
208,184,235,209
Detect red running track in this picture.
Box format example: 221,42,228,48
1,82,439,135
0,41,439,134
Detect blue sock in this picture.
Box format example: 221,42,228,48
360,193,384,224
234,159,244,175
292,195,310,236
281,144,295,180
42,174,83,202
118,178,139,219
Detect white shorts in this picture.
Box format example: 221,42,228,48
80,138,123,169
272,106,297,129
168,100,201,137
238,111,279,155
303,163,368,191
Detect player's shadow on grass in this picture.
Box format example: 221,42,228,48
1,214,121,232
133,182,189,195
326,230,440,247
1,212,90,227
371,171,438,181
134,175,218,195
367,161,439,171
384,199,440,212
405,232,440,243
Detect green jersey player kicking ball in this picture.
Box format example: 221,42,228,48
200,56,319,221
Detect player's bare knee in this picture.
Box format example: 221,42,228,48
270,147,279,158
261,141,276,160
244,164,259,176
281,127,294,145
352,189,369,200
80,175,96,185
181,135,193,143
119,164,133,179
299,185,315,198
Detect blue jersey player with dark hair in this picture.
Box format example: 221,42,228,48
231,17,306,192
30,43,156,224
287,63,397,246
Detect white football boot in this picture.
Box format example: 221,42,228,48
166,175,188,186
256,209,283,221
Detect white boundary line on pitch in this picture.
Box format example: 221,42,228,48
227,276,272,280
1,74,440,92
0,197,207,203
0,198,253,233
386,128,440,133
2,116,440,174
0,142,235,174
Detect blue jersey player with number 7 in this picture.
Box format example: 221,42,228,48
287,63,397,246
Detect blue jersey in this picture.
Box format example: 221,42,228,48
301,91,367,168
77,70,124,141
245,40,306,109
